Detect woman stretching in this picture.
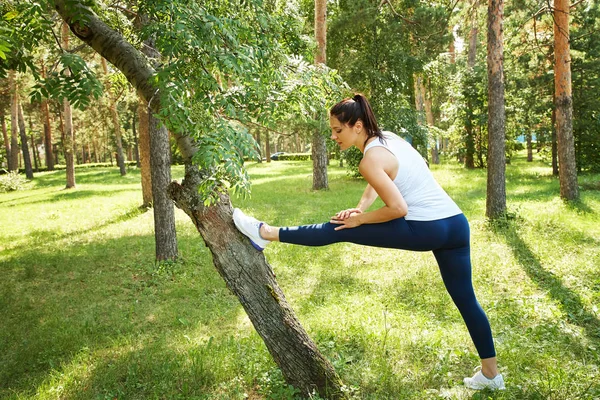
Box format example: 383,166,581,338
233,94,504,391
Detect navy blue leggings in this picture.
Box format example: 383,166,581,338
279,213,496,359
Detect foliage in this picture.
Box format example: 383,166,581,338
0,169,28,192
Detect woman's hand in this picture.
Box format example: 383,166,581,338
330,214,362,230
331,208,362,221
330,210,363,230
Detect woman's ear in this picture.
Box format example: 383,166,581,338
354,119,364,133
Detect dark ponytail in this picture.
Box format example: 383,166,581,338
330,93,384,145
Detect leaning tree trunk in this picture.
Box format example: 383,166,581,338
486,0,506,219
17,104,34,179
312,0,328,190
101,57,127,176
553,0,579,200
53,1,345,397
168,169,344,398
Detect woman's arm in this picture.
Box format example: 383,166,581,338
331,147,407,230
332,184,378,221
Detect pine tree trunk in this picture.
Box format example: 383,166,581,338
9,70,19,172
553,0,579,200
526,132,533,162
101,57,127,176
423,79,439,165
55,2,345,396
39,62,55,171
313,0,329,190
486,0,506,219
148,111,178,261
1,114,10,167
464,20,478,169
138,100,153,207
17,104,34,179
265,129,271,163
132,111,140,168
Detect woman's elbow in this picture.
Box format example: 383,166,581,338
391,205,408,219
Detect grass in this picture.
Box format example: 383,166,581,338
0,153,599,399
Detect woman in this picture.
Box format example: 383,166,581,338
233,94,504,390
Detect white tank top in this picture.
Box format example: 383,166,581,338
363,132,462,221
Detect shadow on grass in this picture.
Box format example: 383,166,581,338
494,220,600,342
1,204,147,255
0,232,241,398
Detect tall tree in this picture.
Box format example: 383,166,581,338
553,0,579,200
1,113,9,167
52,0,344,396
101,57,127,176
312,0,328,190
148,111,177,261
17,103,34,179
137,99,152,207
40,59,54,170
62,22,75,188
464,0,479,169
9,70,19,171
486,0,506,219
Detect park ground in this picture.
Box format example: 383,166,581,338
1,153,599,399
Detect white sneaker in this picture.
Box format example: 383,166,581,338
464,368,505,390
232,208,271,251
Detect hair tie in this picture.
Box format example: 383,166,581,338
353,94,361,102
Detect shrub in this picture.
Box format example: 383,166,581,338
277,153,312,161
0,170,28,192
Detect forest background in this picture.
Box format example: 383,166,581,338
1,0,599,399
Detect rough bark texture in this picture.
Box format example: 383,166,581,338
53,2,345,396
132,112,140,167
9,70,19,172
148,112,178,261
265,129,271,163
526,132,533,162
1,114,10,167
465,19,478,169
40,61,54,170
17,104,34,179
553,0,579,200
486,0,506,219
168,168,344,398
101,57,127,176
552,106,559,175
62,22,76,188
313,0,329,190
138,92,152,206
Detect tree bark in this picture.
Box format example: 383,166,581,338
526,132,533,162
53,1,344,396
168,170,344,398
9,70,19,172
62,22,76,188
464,18,478,170
132,111,140,168
551,106,558,175
422,77,439,165
148,110,178,261
265,129,271,163
486,0,506,219
138,97,153,207
17,104,34,179
1,113,9,167
313,0,329,190
553,0,579,200
101,57,127,176
41,59,55,171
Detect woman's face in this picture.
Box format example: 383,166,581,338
329,116,362,151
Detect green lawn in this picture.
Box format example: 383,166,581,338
1,154,599,399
